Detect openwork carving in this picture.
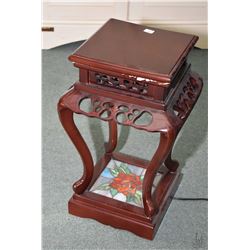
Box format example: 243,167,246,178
58,83,178,217
59,18,205,239
172,74,202,121
90,71,149,95
79,95,153,127
59,84,176,133
58,71,202,218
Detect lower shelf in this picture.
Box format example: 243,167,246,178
68,152,181,240
89,158,163,208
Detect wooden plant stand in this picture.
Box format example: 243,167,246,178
57,19,203,240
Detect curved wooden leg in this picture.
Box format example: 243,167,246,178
164,149,179,173
143,129,176,218
105,120,118,154
58,101,94,194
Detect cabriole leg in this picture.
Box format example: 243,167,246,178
58,98,94,194
105,120,118,154
143,129,176,218
164,149,179,173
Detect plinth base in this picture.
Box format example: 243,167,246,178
68,153,181,240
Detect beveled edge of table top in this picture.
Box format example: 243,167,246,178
68,19,198,84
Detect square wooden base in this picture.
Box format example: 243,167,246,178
68,153,181,240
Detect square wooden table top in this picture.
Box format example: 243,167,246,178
69,19,198,82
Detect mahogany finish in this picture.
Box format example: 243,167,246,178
70,18,198,83
58,19,203,240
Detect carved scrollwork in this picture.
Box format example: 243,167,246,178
80,95,153,126
172,73,203,122
91,71,149,95
60,85,176,133
58,85,179,217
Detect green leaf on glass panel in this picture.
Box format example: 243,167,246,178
126,195,133,203
110,168,119,177
120,162,126,168
96,182,111,190
140,175,144,181
118,167,126,174
119,163,131,174
135,190,142,197
110,188,118,197
134,191,142,205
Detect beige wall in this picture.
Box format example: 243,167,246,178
42,0,207,49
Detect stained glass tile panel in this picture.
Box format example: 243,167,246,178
90,159,162,207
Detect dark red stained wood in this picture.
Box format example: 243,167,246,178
112,152,150,169
57,104,94,194
58,19,203,240
69,168,181,240
69,19,198,83
75,81,166,110
143,131,176,217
